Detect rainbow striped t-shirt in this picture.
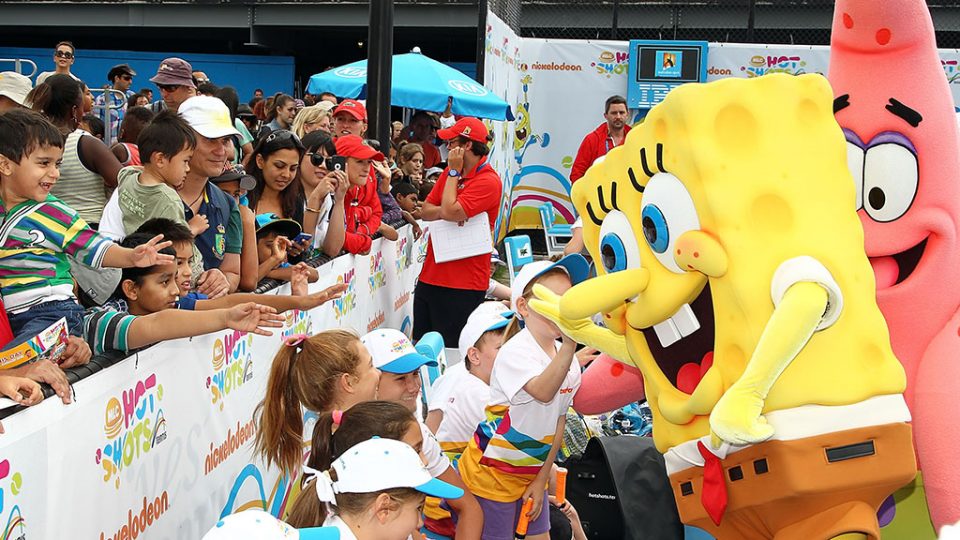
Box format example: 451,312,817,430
0,195,113,314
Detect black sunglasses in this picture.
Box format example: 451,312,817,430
263,129,305,152
310,153,338,168
55,50,74,59
158,84,181,93
120,75,133,81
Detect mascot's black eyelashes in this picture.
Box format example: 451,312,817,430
640,143,667,178
886,98,923,127
834,94,851,114
628,167,645,193
587,183,621,226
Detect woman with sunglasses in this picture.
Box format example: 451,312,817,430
299,131,347,257
27,74,122,226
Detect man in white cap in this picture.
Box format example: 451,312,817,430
0,71,31,113
99,96,242,297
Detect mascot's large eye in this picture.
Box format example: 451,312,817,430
846,141,865,211
640,172,700,274
597,210,641,274
862,143,918,223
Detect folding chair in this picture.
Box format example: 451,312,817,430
503,235,534,287
538,202,573,256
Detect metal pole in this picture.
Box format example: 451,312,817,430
612,0,620,40
747,0,757,43
476,0,488,82
366,0,394,150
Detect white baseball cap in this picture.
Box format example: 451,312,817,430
458,301,514,360
511,254,590,313
179,96,241,139
0,71,32,106
361,328,437,374
202,509,338,540
311,437,463,502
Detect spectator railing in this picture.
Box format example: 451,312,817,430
0,225,429,538
90,87,128,144
0,57,37,78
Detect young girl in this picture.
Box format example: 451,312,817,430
314,437,462,540
286,400,425,527
254,331,381,476
458,255,589,540
298,131,346,258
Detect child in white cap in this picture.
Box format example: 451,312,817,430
360,328,483,538
458,255,589,540
312,437,464,540
424,301,514,537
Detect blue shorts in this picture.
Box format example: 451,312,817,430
475,492,550,540
4,299,83,352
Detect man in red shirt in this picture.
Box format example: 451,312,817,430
415,117,502,345
570,95,631,182
404,111,443,168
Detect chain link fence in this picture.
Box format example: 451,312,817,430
489,1,960,48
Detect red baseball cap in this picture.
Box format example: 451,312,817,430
333,99,367,121
335,135,385,161
437,117,488,143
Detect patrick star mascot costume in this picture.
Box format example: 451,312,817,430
829,0,960,534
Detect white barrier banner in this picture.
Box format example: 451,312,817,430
0,227,427,539
484,20,960,233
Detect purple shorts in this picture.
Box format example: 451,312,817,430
476,492,550,540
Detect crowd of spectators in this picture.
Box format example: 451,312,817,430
0,46,462,409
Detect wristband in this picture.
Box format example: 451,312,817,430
448,169,460,178
305,206,322,214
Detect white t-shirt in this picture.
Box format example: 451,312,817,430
36,71,80,85
311,193,335,250
322,514,358,540
427,362,468,413
420,420,451,478
99,189,125,241
436,372,489,461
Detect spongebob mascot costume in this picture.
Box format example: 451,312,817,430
531,73,917,539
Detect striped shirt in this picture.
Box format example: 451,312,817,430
83,298,137,355
52,130,108,224
0,195,113,314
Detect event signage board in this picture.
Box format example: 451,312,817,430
626,40,710,109
0,227,426,539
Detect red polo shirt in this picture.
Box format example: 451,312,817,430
419,157,502,291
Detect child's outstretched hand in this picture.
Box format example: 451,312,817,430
130,235,175,267
302,283,348,310
222,303,284,336
290,263,310,297
0,375,43,406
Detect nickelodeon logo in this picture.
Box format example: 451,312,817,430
99,491,170,540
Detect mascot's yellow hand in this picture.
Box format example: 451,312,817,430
709,383,774,448
529,284,631,361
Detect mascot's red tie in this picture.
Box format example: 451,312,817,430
697,440,728,526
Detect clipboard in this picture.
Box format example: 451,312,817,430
428,212,493,263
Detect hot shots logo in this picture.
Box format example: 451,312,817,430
591,50,629,78
96,374,167,489
395,236,410,275
740,55,808,78
333,269,358,320
206,331,254,412
281,309,312,339
368,251,386,293
0,459,26,540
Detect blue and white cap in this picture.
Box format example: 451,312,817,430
203,509,339,540
458,301,514,360
361,328,437,374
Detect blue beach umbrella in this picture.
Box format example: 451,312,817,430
307,52,514,121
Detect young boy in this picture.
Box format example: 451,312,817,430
392,181,420,217
117,110,204,236
255,213,319,284
424,302,513,538
134,218,339,313
0,110,174,357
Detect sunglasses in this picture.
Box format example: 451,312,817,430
55,50,74,59
120,75,133,81
263,129,305,152
309,153,337,168
158,84,181,93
